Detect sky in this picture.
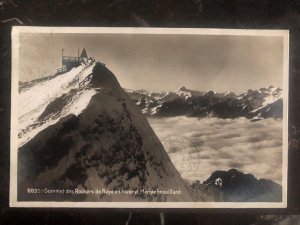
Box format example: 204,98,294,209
19,32,284,93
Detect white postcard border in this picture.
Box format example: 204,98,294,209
10,26,289,208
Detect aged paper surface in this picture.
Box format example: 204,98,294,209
10,27,288,208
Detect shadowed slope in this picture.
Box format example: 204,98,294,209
18,62,195,202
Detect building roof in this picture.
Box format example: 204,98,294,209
80,48,88,58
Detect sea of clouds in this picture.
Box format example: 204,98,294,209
148,116,283,185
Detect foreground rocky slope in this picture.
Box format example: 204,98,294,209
17,61,195,202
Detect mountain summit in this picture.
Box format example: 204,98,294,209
17,60,194,202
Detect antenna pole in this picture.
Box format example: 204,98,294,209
62,48,64,68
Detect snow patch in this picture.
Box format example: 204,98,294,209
251,89,282,113
150,105,162,115
18,62,97,147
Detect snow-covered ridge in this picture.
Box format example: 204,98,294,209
250,87,282,113
17,61,195,202
18,60,97,147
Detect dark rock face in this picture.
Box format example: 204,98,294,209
91,62,120,88
202,169,282,202
158,98,194,117
252,99,283,119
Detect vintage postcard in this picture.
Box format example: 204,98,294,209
10,27,289,208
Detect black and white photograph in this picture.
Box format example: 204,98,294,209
10,27,288,208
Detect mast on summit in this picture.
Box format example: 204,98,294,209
62,48,64,68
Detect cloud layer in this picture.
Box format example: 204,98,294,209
148,117,282,184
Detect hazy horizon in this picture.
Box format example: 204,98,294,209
19,32,284,93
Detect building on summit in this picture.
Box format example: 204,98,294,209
56,48,89,74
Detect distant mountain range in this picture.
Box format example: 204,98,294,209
126,86,283,120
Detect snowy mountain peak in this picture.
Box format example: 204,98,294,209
177,86,188,92
18,61,194,202
176,86,193,99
